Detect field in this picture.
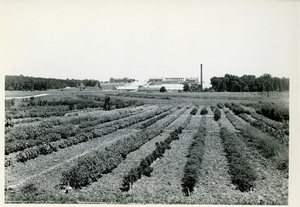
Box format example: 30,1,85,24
4,89,289,204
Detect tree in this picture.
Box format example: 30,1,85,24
160,86,167,93
183,83,190,92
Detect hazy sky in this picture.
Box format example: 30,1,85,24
1,0,299,87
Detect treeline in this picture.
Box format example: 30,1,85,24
5,75,101,91
109,77,135,83
210,74,289,92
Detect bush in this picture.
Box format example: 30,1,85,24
214,108,221,121
190,107,198,115
224,103,231,108
200,108,208,115
160,86,167,93
217,103,224,109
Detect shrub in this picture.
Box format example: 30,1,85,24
224,103,231,108
160,86,167,93
200,108,208,115
214,108,221,121
190,107,198,115
217,103,224,109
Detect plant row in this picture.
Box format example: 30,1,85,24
120,112,192,191
60,107,182,189
220,126,257,192
225,112,288,173
259,102,289,123
225,111,244,130
15,106,175,162
5,107,149,155
120,127,185,191
239,113,288,143
181,117,206,196
225,103,250,115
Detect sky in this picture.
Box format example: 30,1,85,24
1,0,299,87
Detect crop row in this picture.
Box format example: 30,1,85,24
5,106,151,155
121,128,183,191
181,116,206,196
225,103,250,115
219,126,257,192
225,111,244,130
225,111,288,172
120,112,192,191
239,113,288,143
81,105,174,132
60,107,183,189
15,106,176,163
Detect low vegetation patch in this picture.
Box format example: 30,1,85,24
241,125,288,173
200,107,208,115
259,102,289,123
190,107,198,115
213,108,221,121
182,118,206,196
220,127,257,192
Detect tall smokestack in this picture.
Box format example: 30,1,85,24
200,64,203,91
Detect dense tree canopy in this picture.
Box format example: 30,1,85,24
5,75,101,91
210,74,289,92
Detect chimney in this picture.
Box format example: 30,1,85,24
200,64,203,91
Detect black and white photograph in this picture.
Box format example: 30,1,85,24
1,0,299,206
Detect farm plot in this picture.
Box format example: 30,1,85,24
4,92,289,204
5,103,186,202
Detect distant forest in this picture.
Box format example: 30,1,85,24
5,75,101,91
210,74,289,92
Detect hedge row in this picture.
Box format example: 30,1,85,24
220,127,257,192
121,128,183,191
120,113,192,191
225,111,243,130
60,108,181,189
182,117,206,196
226,114,288,173
241,125,288,172
15,107,175,163
251,112,286,132
228,103,250,115
259,102,289,122
5,124,76,155
238,113,288,143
